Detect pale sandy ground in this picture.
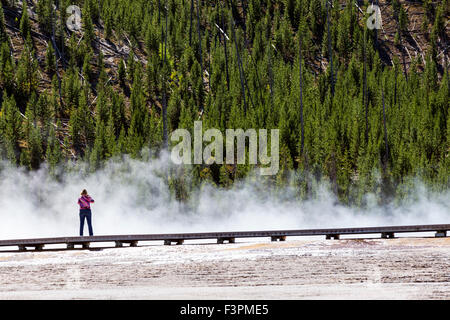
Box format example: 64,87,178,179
0,237,450,299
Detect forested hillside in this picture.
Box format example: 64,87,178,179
0,0,448,204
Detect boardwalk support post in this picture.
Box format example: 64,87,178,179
326,234,340,240
164,239,184,245
82,242,90,249
435,230,447,238
381,232,395,239
119,241,138,247
217,237,235,244
130,241,138,247
67,243,75,249
271,236,286,242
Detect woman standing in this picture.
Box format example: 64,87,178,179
78,189,95,236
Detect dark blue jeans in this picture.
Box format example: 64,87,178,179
79,209,94,236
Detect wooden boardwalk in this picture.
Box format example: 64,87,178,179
0,224,448,252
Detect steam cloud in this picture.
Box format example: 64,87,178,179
0,150,449,240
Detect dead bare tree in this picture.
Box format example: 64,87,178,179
363,26,368,143
221,7,230,91
382,88,389,167
162,0,168,149
299,31,304,155
214,1,231,92
189,0,193,45
51,0,63,111
326,0,334,97
195,0,204,102
229,10,247,113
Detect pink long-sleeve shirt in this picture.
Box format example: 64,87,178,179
78,195,94,210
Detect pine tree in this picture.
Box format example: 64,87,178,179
97,51,108,89
23,125,43,170
45,41,56,75
116,125,127,155
46,125,63,170
15,37,38,103
82,50,93,84
1,93,22,164
90,120,106,170
37,0,53,35
79,90,95,149
118,57,126,87
82,3,95,47
105,113,117,157
20,1,32,40
0,6,9,45
398,5,408,33
68,106,82,153
62,67,82,110
105,15,112,40
0,42,15,94
127,63,147,156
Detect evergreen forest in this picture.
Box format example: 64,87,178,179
0,0,448,205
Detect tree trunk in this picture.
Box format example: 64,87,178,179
382,89,389,166
363,27,368,143
299,32,304,155
189,0,193,45
162,0,168,149
326,0,334,97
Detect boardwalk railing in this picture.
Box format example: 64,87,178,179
0,224,448,251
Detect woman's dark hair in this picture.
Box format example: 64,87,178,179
81,189,88,196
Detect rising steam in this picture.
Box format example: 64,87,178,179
0,150,449,240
